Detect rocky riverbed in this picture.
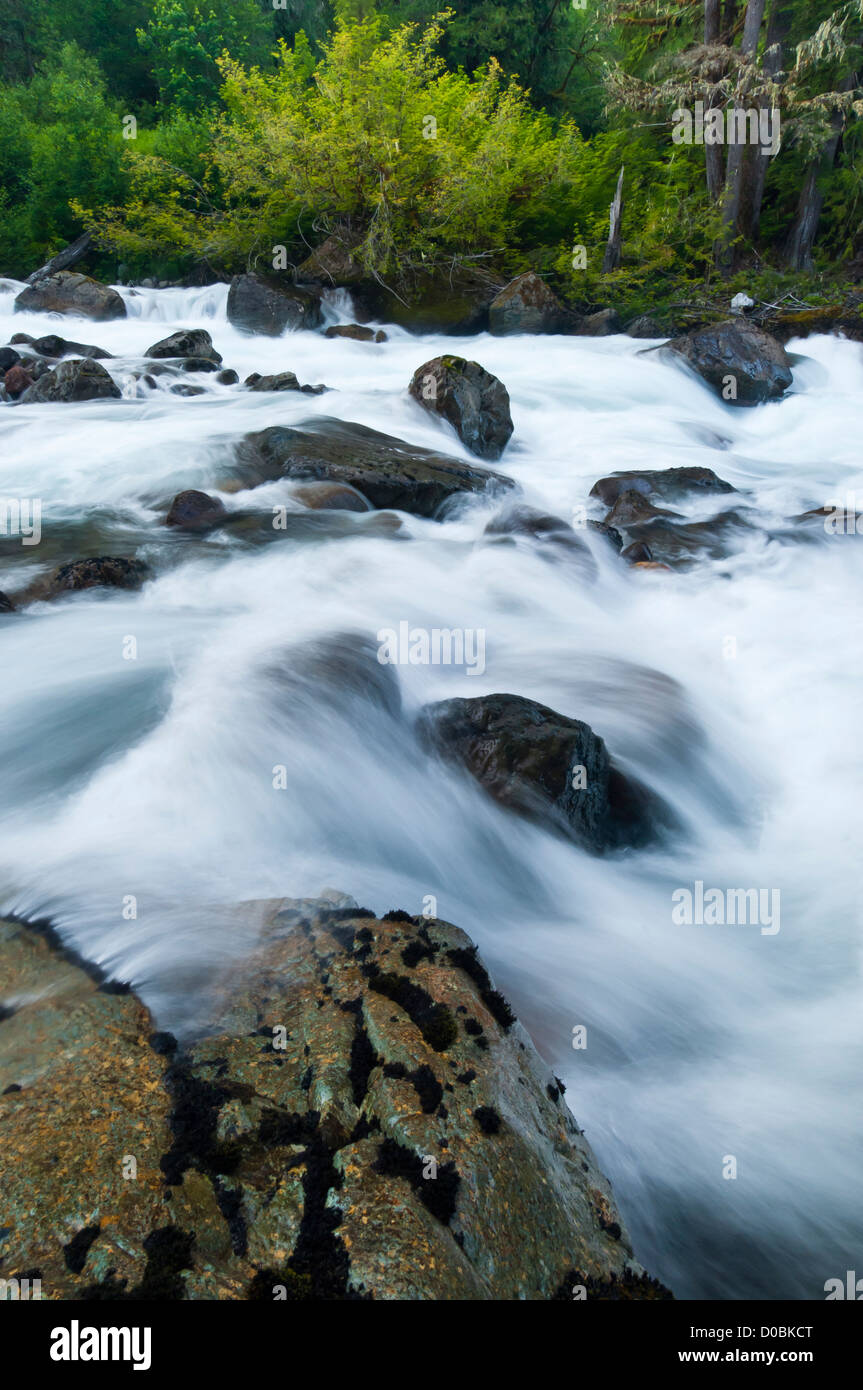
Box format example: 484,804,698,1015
0,267,861,1300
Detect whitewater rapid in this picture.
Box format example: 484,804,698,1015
0,277,861,1299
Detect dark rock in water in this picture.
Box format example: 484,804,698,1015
216,368,239,385
325,324,387,343
4,365,33,398
408,356,513,461
0,347,21,372
0,592,15,613
245,370,299,391
605,490,680,529
13,271,126,322
10,332,112,360
46,556,148,596
484,503,597,576
621,541,653,564
0,906,668,1299
292,481,371,512
227,273,322,335
237,418,515,518
145,329,222,363
590,467,734,508
362,263,505,335
165,490,228,531
667,320,793,405
575,308,622,337
21,358,121,403
619,511,755,567
417,693,671,853
587,518,623,551
488,273,573,336
170,383,207,397
181,357,220,373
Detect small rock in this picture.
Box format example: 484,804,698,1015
145,329,222,363
4,365,33,398
45,557,148,597
216,369,239,385
21,358,121,404
165,490,228,531
325,324,387,342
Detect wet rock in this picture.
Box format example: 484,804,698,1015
325,324,387,343
408,356,513,461
245,371,300,392
216,368,239,386
576,308,622,337
0,592,15,613
666,319,793,405
165,490,228,531
181,358,221,373
0,346,20,372
417,693,671,853
227,273,322,335
0,904,670,1299
10,331,112,360
587,518,623,551
4,365,33,398
483,503,597,576
236,418,515,518
170,383,207,397
488,273,574,336
621,541,653,564
590,467,735,508
13,271,126,322
292,482,371,512
619,511,756,567
605,491,680,529
45,556,148,597
21,358,121,403
145,329,222,363
626,316,666,340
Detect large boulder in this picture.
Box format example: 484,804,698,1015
488,273,573,336
666,320,793,405
21,358,121,404
408,356,513,461
236,418,515,518
145,329,222,363
13,271,126,322
417,693,671,853
0,907,671,1300
226,273,322,335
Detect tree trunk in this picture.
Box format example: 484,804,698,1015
785,71,857,271
602,166,625,273
749,0,792,235
721,0,739,43
704,0,726,201
717,0,767,273
26,232,93,285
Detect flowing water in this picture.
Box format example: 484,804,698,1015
0,278,861,1300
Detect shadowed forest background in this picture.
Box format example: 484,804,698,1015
0,0,861,318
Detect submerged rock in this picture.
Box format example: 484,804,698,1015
21,358,121,403
408,356,513,461
483,502,598,577
0,906,670,1299
227,273,322,335
324,324,387,343
9,331,112,360
666,320,793,405
13,271,126,322
236,418,515,518
417,693,672,853
45,556,148,596
590,467,735,508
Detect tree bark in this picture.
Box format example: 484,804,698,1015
785,71,858,271
26,232,93,285
704,0,726,201
717,0,767,273
602,166,625,273
748,1,792,237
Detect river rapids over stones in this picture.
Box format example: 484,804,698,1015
0,276,861,1301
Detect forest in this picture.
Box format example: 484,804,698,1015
0,1,861,325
